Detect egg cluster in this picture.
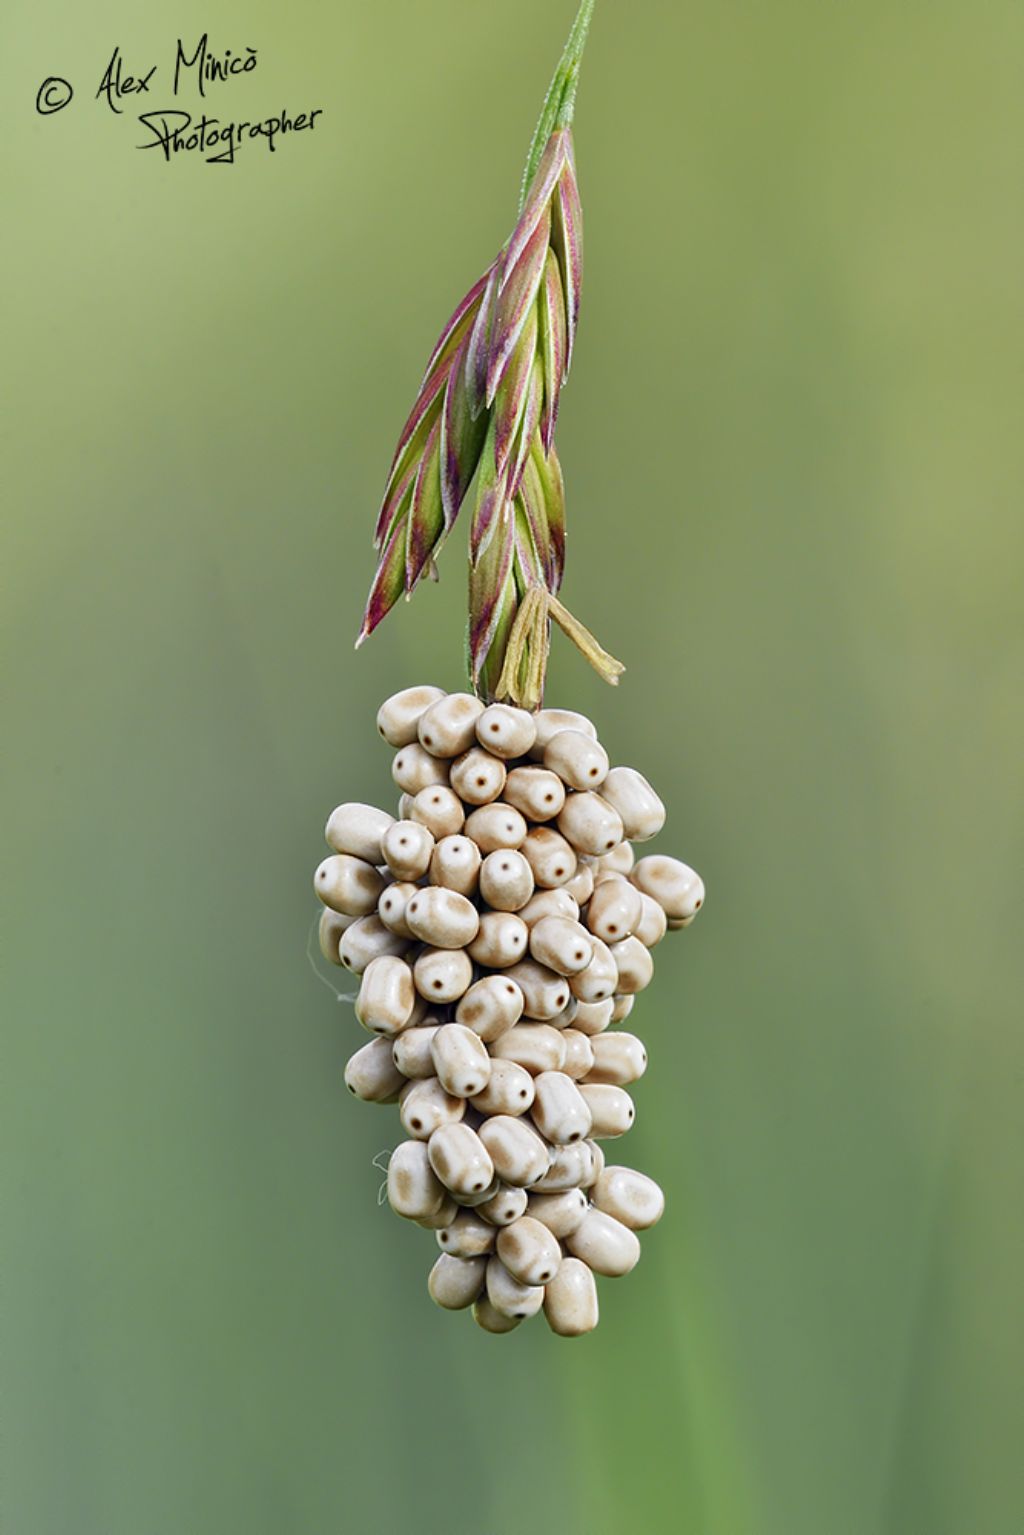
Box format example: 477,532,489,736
315,685,704,1335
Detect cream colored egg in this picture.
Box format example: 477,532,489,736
578,1083,636,1138
427,1122,495,1199
408,784,465,840
413,946,474,1004
529,915,594,977
314,854,386,917
585,1032,648,1086
566,1207,640,1277
468,1058,536,1118
531,1140,599,1192
543,729,610,791
449,747,507,806
570,998,615,1036
463,802,528,852
478,849,534,912
387,1139,447,1221
324,802,396,863
430,1023,492,1099
559,1028,596,1080
428,1253,486,1310
405,887,480,949
529,708,598,758
596,841,635,876
377,881,419,938
633,891,668,948
568,937,619,1004
429,834,481,896
599,767,666,842
381,819,435,881
543,1256,599,1335
585,875,643,944
376,685,446,747
472,1296,523,1333
478,1184,529,1227
466,909,530,968
417,692,485,758
455,975,525,1043
592,1166,665,1230
475,703,538,760
399,1076,466,1139
496,1216,562,1286
355,954,419,1037
435,1210,496,1258
391,741,449,795
490,1024,567,1075
526,1187,589,1238
344,1036,407,1103
318,907,355,966
530,1070,593,1146
339,914,411,974
478,1114,551,1188
609,934,655,995
557,793,624,857
391,1024,441,1079
563,861,595,906
631,856,705,923
503,765,566,822
521,826,578,888
486,1256,544,1319
502,960,572,1021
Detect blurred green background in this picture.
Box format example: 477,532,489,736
3,1,1022,1531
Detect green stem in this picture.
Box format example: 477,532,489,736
519,0,596,210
